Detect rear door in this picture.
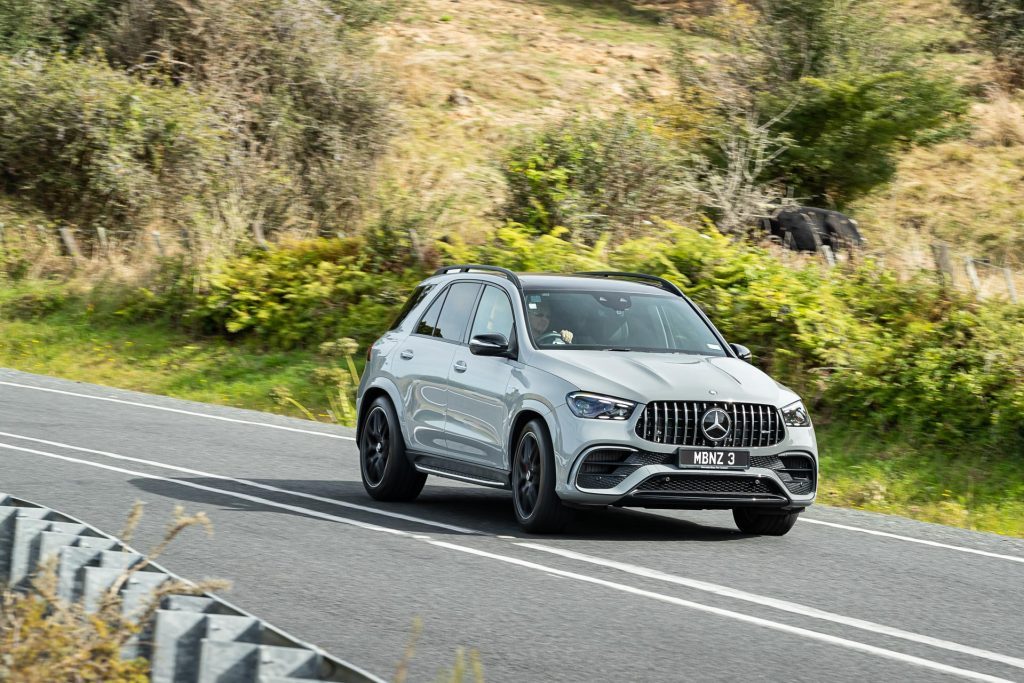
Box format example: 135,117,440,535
393,282,481,453
445,284,518,469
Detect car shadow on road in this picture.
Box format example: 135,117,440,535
126,477,749,542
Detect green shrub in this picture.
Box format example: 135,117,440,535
0,54,225,233
501,113,692,244
676,0,967,206
955,0,1024,85
190,239,417,349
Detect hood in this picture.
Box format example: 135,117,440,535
528,350,797,406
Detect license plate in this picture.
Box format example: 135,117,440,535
678,448,749,470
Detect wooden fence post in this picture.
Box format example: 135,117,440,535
964,257,982,294
57,227,82,264
1004,267,1019,304
151,231,165,258
96,226,109,257
931,243,954,284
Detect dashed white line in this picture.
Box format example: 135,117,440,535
0,431,477,535
0,380,355,441
0,440,1013,683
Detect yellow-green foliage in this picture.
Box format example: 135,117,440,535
192,239,421,349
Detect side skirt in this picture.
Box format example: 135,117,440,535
411,452,511,490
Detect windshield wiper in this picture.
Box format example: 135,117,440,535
605,347,632,352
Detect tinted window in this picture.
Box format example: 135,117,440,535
435,283,482,342
390,284,434,330
524,289,726,356
415,288,448,336
470,286,515,341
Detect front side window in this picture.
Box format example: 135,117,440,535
434,282,482,342
470,285,515,341
524,289,726,356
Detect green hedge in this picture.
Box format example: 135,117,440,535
142,224,1024,452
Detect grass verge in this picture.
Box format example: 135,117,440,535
1,313,1021,538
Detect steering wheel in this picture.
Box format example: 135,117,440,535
536,331,565,345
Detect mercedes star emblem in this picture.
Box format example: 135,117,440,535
701,407,732,441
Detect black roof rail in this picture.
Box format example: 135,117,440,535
433,264,523,291
575,271,685,298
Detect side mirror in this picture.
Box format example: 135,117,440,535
470,333,511,357
730,343,752,362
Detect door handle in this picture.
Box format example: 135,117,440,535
400,349,414,360
453,360,468,373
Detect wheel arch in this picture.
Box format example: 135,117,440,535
506,406,556,471
356,379,403,443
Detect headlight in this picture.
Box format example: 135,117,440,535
566,392,636,420
781,400,811,427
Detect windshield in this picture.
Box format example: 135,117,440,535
523,288,727,356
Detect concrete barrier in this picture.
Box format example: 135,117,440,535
0,493,385,683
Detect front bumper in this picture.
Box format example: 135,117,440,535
550,403,818,511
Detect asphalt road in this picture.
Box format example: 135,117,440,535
1,367,1023,682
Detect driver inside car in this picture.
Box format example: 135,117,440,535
528,299,574,344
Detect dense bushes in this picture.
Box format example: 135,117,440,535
676,0,966,207
189,239,418,349
0,0,394,253
956,0,1024,85
0,55,224,233
501,114,693,244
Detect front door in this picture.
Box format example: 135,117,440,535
444,284,517,469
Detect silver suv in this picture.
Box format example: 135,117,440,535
356,266,817,534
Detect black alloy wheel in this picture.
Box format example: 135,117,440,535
361,406,390,487
359,396,426,501
514,432,541,517
511,419,573,533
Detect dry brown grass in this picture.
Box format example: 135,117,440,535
973,91,1024,147
371,0,678,238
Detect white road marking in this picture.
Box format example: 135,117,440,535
0,431,478,536
0,442,411,537
1,441,1018,682
426,541,1013,683
800,518,1024,565
517,542,1024,671
0,380,355,441
4,377,1022,565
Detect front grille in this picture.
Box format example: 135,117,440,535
635,401,785,448
637,475,783,496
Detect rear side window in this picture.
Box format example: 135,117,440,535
390,284,434,330
470,285,515,340
415,289,448,336
434,282,482,341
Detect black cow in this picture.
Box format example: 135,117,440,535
761,206,864,253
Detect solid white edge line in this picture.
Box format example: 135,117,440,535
1,441,1012,683
425,541,1013,683
5,430,1022,671
800,518,1024,565
516,542,1024,671
0,442,410,537
0,431,479,536
0,380,355,441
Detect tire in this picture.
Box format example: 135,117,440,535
733,508,801,536
511,419,574,533
359,397,426,502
